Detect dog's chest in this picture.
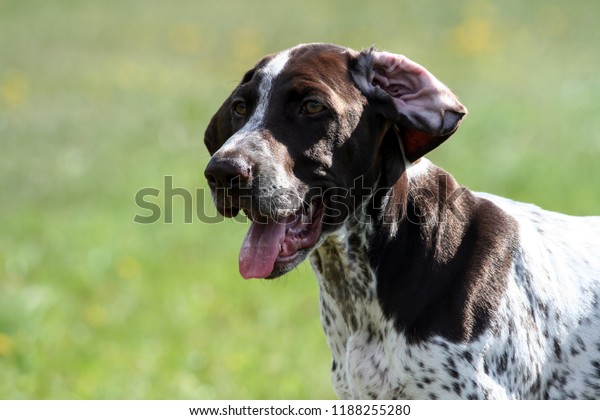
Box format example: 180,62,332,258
310,230,389,398
309,227,476,399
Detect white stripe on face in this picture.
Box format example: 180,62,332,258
219,49,291,153
243,50,291,132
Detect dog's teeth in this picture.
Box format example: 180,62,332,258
302,208,312,224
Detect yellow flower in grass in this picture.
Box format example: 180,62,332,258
1,72,29,107
116,255,141,280
0,334,14,356
452,17,494,55
452,0,499,55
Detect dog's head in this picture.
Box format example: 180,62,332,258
204,43,466,279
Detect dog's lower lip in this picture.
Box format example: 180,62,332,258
276,251,300,264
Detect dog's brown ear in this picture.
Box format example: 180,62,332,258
352,48,467,162
204,96,234,156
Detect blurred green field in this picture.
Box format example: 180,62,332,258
1,0,599,399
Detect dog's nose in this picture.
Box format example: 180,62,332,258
204,156,252,189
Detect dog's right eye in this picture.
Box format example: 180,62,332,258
302,100,326,115
232,101,247,116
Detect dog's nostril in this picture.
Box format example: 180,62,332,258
206,173,218,188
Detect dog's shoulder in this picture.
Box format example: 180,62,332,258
369,159,521,343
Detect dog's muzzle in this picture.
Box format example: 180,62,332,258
205,155,324,279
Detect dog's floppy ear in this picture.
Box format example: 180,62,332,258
204,95,234,156
352,48,467,162
205,64,265,155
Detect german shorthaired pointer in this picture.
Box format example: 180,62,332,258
203,43,600,399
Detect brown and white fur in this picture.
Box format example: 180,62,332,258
203,43,600,399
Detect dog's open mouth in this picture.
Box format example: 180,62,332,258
238,199,323,279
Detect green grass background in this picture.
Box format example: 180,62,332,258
1,0,599,399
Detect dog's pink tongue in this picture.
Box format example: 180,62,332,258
239,219,288,279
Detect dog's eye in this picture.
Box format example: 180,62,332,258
302,100,326,115
232,101,247,116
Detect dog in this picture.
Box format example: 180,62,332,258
203,43,600,399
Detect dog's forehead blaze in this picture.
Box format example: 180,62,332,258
233,45,363,121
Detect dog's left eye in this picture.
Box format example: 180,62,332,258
302,100,326,115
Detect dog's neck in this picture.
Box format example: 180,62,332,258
310,206,375,331
311,160,519,343
310,160,439,332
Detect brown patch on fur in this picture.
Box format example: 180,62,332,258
370,165,519,342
